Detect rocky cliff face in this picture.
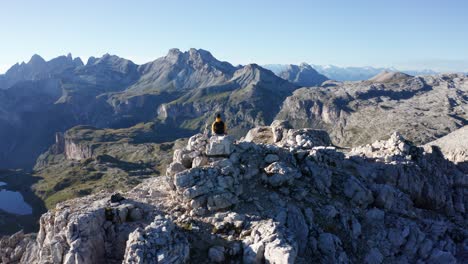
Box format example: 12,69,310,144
32,123,186,209
157,64,299,137
277,73,468,147
64,137,94,160
2,123,466,263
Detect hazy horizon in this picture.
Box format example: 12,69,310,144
1,49,464,75
1,0,467,73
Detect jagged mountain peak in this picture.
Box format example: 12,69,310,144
165,48,209,60
162,48,230,69
232,63,284,86
130,48,236,92
236,63,264,73
83,54,137,74
28,54,46,65
166,48,182,57
283,63,313,71
73,57,84,66
86,56,97,65
95,53,129,63
1,53,84,89
274,63,329,87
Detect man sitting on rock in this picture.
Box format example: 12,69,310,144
211,113,227,136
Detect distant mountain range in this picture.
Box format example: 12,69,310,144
264,64,440,81
0,49,302,168
0,49,466,169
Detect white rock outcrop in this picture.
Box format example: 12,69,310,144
123,215,189,264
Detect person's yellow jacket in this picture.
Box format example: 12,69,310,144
211,117,227,135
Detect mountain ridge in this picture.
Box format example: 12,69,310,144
0,49,467,169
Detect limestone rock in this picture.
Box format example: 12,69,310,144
271,120,292,143
243,126,275,144
123,215,189,264
166,161,186,176
243,220,297,264
264,162,301,187
281,128,332,150
206,135,234,156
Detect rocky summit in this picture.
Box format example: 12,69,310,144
1,122,466,264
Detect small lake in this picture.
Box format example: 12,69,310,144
0,188,33,215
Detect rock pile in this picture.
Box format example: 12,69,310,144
349,132,414,163
243,120,332,151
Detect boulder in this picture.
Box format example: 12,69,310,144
123,215,189,264
174,149,193,168
192,156,209,167
244,126,275,144
206,135,234,156
264,162,301,187
271,120,292,143
166,162,186,176
243,220,297,264
187,133,209,152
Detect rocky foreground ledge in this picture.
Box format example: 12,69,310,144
1,122,467,264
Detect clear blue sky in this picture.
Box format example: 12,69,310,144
1,0,467,73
